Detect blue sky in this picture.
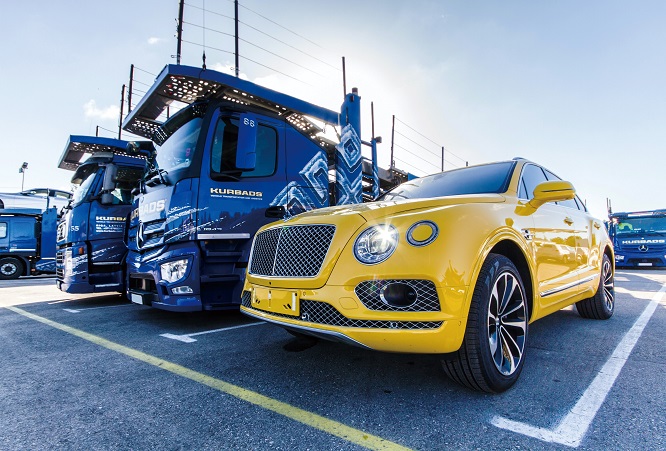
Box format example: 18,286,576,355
1,0,664,219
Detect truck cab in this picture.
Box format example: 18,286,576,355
122,65,405,312
0,208,57,279
55,136,149,293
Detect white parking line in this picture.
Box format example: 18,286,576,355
160,322,266,343
491,284,666,447
63,304,134,313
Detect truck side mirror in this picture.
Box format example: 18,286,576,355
236,113,257,171
100,164,118,205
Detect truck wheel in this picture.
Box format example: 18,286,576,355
576,253,614,320
442,253,528,393
0,257,24,280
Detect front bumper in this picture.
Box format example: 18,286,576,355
239,282,468,354
126,245,202,312
615,252,666,268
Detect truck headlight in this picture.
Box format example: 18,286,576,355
353,224,398,265
160,258,189,283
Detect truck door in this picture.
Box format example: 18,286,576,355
197,111,286,238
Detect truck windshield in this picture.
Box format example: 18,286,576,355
379,161,515,201
71,170,99,206
155,117,203,173
614,216,666,235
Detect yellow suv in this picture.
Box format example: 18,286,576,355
240,158,614,392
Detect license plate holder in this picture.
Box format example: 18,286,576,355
252,288,300,317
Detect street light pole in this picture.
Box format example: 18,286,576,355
18,162,28,191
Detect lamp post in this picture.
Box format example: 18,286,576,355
19,162,28,191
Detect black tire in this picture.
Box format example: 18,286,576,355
0,257,24,280
576,253,614,320
442,253,528,393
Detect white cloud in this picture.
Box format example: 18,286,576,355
148,37,162,45
83,100,119,120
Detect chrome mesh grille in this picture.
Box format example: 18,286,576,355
249,225,335,277
241,291,442,330
355,279,440,312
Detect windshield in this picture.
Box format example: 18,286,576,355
380,161,515,201
614,216,666,235
71,169,99,206
155,117,202,173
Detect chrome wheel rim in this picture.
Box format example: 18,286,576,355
1,263,16,276
488,271,527,376
602,257,614,311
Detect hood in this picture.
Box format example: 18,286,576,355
290,193,506,223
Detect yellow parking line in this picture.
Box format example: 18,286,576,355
6,306,411,451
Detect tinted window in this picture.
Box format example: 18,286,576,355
155,117,202,173
380,162,515,201
71,170,99,206
211,117,277,178
0,222,6,239
518,164,547,200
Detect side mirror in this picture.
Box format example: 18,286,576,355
236,113,257,171
102,164,118,192
100,193,115,205
529,180,575,209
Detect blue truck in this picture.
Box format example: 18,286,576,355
607,209,666,268
0,208,57,279
55,135,150,293
121,64,405,311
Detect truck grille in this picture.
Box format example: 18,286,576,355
241,291,442,330
249,225,335,277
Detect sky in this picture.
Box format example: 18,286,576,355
1,0,665,219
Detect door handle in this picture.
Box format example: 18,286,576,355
564,217,574,225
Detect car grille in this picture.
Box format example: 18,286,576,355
241,291,442,330
249,225,335,277
355,279,440,312
129,218,165,252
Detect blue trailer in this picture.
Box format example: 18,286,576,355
0,208,57,279
121,64,405,311
607,209,666,268
55,136,150,293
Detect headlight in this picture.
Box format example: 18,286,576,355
160,258,189,283
353,224,398,265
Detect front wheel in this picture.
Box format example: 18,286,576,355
0,257,24,280
442,253,528,393
576,253,614,320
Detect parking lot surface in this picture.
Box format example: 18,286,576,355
1,271,664,450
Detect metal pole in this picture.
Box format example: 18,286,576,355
390,115,395,169
234,0,239,77
96,126,100,137
127,64,134,114
176,0,184,65
342,56,347,97
119,84,126,140
441,146,444,172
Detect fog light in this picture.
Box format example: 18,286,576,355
380,282,417,308
616,255,625,261
160,258,189,283
171,286,194,295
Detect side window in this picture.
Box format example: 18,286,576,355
211,117,277,179
543,168,579,210
518,164,548,200
0,222,6,239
